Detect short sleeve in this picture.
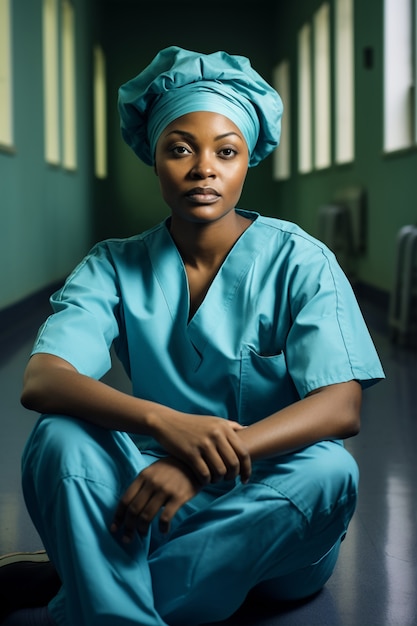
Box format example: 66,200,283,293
31,243,121,380
284,244,385,397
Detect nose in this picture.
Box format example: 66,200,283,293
190,151,216,179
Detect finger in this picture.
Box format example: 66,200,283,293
211,440,240,481
208,429,251,482
186,453,213,486
111,477,144,533
227,433,252,483
202,448,230,482
158,498,186,534
111,501,126,534
120,484,156,542
135,492,168,536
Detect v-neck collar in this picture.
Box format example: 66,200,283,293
145,210,271,360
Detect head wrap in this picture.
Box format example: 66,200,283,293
118,46,283,167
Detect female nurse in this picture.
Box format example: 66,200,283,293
1,47,384,626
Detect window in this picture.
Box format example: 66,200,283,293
273,60,290,180
0,0,13,149
42,0,77,168
43,0,60,164
298,23,313,173
383,0,414,152
61,0,76,170
313,2,331,169
335,0,354,163
296,2,355,174
93,45,107,179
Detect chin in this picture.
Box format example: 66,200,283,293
174,205,235,224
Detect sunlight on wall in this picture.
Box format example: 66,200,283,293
43,0,60,165
273,60,290,181
94,45,107,179
313,2,331,169
0,0,13,148
383,0,413,152
298,23,312,174
62,0,77,170
42,0,77,169
335,0,354,164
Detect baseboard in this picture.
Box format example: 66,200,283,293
0,281,63,351
1,282,62,323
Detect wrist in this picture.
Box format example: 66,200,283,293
140,401,175,438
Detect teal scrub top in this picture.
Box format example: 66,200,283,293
32,210,384,443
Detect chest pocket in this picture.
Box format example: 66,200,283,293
239,345,299,425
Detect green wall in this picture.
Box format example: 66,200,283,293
271,0,417,293
0,0,97,310
2,0,415,313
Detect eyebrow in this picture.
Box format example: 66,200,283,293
165,129,243,141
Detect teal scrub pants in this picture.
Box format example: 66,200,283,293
21,415,359,626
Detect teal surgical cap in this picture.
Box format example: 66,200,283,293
118,46,283,167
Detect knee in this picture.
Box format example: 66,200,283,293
254,539,342,603
24,415,93,466
22,415,141,491
315,442,359,509
303,442,359,542
22,416,94,485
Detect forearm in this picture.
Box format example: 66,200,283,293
21,353,169,435
21,353,252,485
237,380,362,462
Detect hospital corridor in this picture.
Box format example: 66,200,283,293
1,0,417,624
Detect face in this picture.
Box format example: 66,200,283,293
154,111,249,225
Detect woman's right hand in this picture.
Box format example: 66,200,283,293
149,409,251,485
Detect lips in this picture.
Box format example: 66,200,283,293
185,187,220,204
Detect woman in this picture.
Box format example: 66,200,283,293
1,46,384,626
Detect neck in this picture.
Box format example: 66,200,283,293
169,211,251,270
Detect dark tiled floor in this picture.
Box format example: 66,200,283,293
0,294,416,625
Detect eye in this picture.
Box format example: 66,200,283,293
170,144,192,158
219,147,238,159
